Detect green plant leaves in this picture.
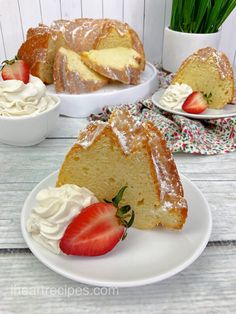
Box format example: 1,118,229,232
194,0,211,33
215,0,236,31
170,0,236,33
204,0,224,33
182,0,195,32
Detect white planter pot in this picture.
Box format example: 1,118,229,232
162,27,222,73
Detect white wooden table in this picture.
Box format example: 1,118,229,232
0,116,236,314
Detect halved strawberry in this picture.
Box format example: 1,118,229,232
182,91,208,114
60,186,134,256
1,57,30,84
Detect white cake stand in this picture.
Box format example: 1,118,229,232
47,62,158,118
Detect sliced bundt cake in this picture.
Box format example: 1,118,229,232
18,18,145,84
172,47,234,109
53,47,108,94
56,109,188,230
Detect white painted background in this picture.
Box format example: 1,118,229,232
0,0,236,66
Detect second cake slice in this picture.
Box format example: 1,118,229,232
53,47,108,94
81,47,142,84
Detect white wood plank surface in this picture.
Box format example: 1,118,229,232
40,0,61,25
123,0,145,42
103,0,123,21
0,0,24,57
144,0,166,63
60,0,82,20
18,0,42,39
1,246,235,313
0,21,6,61
81,0,103,19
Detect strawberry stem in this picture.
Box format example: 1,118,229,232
1,56,18,67
112,186,127,207
105,186,135,238
202,91,212,104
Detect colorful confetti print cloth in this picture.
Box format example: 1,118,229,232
90,67,236,155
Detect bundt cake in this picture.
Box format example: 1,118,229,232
56,109,188,230
53,47,108,94
18,18,145,85
81,47,142,85
172,47,234,109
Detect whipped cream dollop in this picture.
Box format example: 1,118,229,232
0,75,57,117
26,184,98,254
159,83,193,109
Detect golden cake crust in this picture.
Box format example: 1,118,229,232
57,109,188,230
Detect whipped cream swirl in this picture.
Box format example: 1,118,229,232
159,83,193,109
27,184,98,254
0,75,57,117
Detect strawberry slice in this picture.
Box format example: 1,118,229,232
182,91,208,114
1,57,30,84
60,186,134,256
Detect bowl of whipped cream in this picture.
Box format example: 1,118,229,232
0,75,60,146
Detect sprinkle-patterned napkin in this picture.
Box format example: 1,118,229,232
90,66,236,155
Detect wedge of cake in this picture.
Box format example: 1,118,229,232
53,47,108,94
81,47,142,84
57,109,188,230
172,47,234,109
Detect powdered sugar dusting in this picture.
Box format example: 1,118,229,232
50,18,130,53
190,47,232,80
109,109,146,154
77,121,106,148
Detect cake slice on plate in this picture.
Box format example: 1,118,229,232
172,47,234,109
57,109,188,230
53,47,108,94
81,47,142,84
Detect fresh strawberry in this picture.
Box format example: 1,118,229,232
60,186,134,256
1,57,30,84
182,91,208,114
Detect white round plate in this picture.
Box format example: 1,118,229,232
47,62,158,118
152,89,236,119
21,171,212,288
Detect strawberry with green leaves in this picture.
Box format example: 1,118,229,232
182,91,212,114
60,186,134,256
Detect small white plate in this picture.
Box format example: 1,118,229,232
152,89,236,119
21,171,212,287
47,62,158,118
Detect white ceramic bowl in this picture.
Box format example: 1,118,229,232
0,96,60,146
